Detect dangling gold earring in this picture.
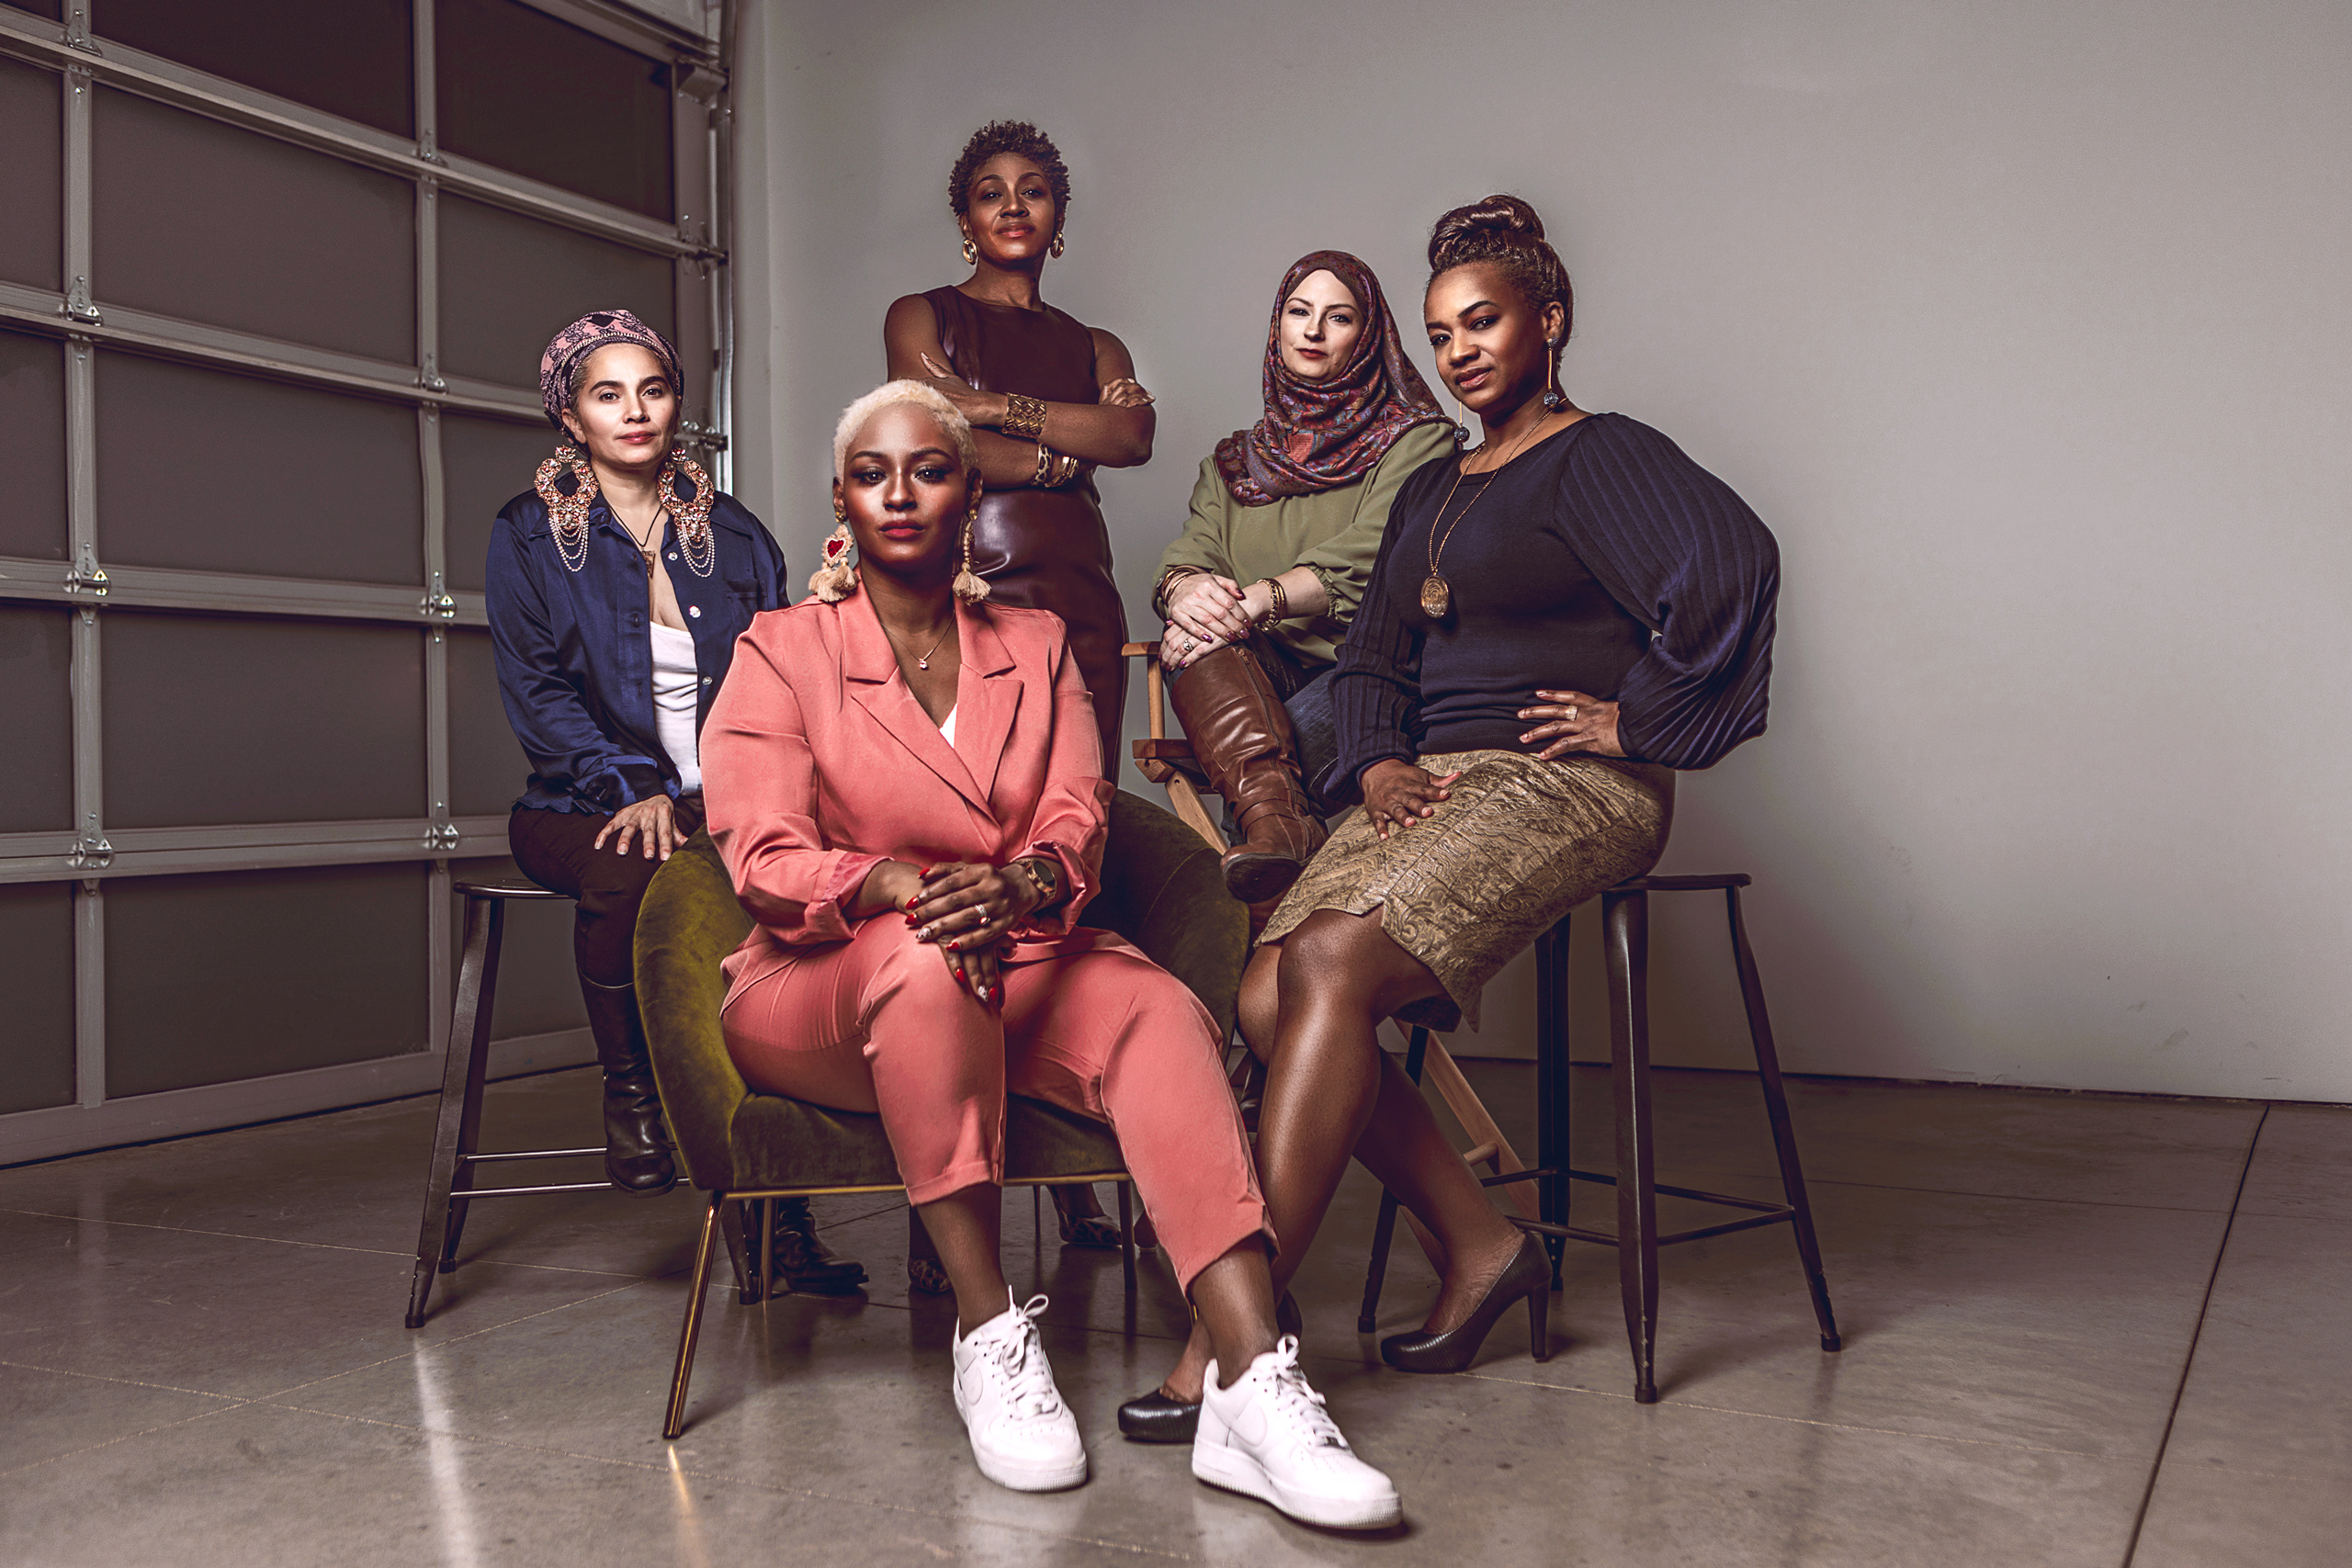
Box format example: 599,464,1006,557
960,230,978,267
1048,229,1066,259
1541,336,1566,411
809,516,859,602
951,506,990,604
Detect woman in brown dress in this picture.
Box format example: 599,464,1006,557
883,120,1159,1260
883,119,1155,771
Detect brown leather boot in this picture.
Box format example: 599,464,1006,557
1168,644,1326,903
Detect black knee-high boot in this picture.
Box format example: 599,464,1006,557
580,976,677,1195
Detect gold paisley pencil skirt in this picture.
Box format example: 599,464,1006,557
1259,750,1675,1033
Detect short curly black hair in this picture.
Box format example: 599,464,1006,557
947,120,1071,227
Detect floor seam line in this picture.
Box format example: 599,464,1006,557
254,1400,1194,1560
1658,1177,2245,1215
0,1402,253,1481
253,1281,652,1403
0,1207,681,1279
2120,1100,2268,1565
0,1357,248,1402
1455,1371,2109,1458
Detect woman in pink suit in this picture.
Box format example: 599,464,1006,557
698,381,1398,1529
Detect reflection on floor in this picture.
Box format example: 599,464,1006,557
1,1059,2345,1566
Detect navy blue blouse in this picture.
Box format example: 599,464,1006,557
484,489,790,814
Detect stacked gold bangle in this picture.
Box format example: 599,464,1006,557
1153,565,1202,620
1001,393,1047,443
1031,445,1080,489
1253,576,1288,631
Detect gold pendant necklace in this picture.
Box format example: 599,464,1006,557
1422,413,1550,617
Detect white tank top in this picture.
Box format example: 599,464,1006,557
939,705,957,745
649,622,701,794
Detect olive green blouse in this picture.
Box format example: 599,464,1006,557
1154,422,1453,671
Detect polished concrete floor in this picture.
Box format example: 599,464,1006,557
2,1060,2345,1566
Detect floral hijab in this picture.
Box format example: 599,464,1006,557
1213,251,1449,506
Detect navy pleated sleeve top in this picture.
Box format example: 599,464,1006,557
1323,412,1780,801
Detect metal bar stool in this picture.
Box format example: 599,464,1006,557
1359,873,1842,1402
405,880,622,1328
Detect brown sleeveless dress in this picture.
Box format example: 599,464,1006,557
922,286,1129,766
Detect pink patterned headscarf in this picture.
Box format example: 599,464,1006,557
537,309,684,430
1213,252,1450,506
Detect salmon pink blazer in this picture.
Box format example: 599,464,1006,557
700,591,1122,1008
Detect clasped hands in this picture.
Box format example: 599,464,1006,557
860,859,1053,1007
1159,573,1275,671
1358,690,1623,838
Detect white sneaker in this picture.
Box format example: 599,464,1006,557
951,1292,1088,1492
1193,1336,1401,1529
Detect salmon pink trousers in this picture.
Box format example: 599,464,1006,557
720,915,1272,1292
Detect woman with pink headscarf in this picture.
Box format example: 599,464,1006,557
1151,252,1454,905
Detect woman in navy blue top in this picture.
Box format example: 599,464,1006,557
483,310,861,1290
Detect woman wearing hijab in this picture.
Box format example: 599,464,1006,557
1153,252,1454,902
482,309,864,1291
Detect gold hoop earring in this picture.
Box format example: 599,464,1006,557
1048,230,1066,259
952,507,991,604
808,521,860,602
961,232,978,266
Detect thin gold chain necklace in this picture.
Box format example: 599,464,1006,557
885,616,955,672
1419,412,1554,618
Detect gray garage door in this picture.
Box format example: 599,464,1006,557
0,0,733,1162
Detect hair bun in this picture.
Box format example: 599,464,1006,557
1428,194,1546,270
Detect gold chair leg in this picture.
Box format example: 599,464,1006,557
664,1192,723,1440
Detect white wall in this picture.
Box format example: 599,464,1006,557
734,0,2352,1100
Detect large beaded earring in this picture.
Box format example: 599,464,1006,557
808,511,859,602
1540,335,1566,412
951,505,991,604
960,229,978,267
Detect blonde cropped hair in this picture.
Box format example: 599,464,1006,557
813,378,990,604
831,378,979,479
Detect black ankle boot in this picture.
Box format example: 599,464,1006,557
580,976,677,1196
764,1196,866,1294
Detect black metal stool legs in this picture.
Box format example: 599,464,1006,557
1356,1027,1431,1332
1534,923,1572,1289
407,896,503,1329
1602,888,1663,1404
1726,886,1842,1351
403,883,618,1330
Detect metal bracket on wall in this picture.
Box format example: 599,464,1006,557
422,822,462,852
62,274,100,326
63,562,108,598
416,130,447,168
70,821,113,872
63,6,101,56
419,571,457,620
419,351,447,395
678,417,729,453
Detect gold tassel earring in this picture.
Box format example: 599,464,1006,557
808,514,859,602
951,507,990,604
